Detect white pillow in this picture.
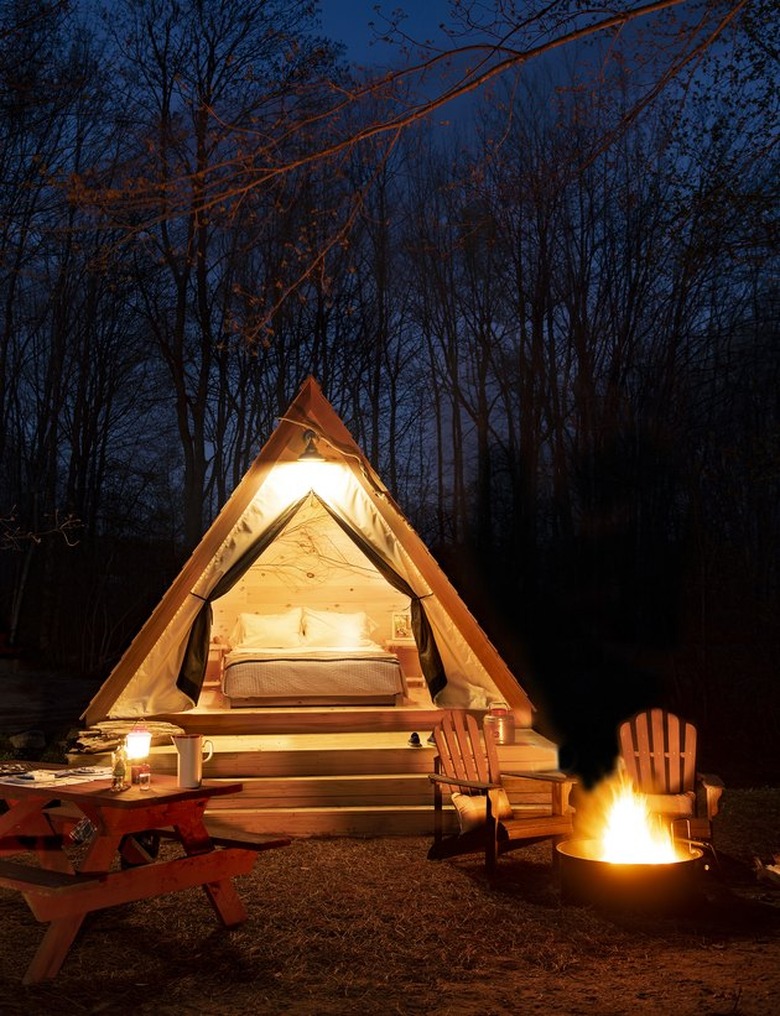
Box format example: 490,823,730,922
229,608,303,648
302,608,376,647
451,790,514,833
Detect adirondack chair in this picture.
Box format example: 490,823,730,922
428,711,574,875
618,708,724,844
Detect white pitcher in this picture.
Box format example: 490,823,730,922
172,733,214,788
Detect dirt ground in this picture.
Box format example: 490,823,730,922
0,793,778,1016
1,670,779,1015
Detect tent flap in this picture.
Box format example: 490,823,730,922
177,495,308,702
317,494,446,699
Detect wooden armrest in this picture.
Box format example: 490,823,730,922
696,771,724,820
501,769,575,816
502,769,575,783
428,773,499,792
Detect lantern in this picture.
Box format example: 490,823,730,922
125,723,152,785
125,723,152,760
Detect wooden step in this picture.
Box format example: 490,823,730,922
145,730,558,777
200,800,561,838
202,805,457,838
148,732,438,778
155,703,444,735
199,772,565,836
70,718,562,837
203,774,435,809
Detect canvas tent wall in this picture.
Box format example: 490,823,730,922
83,377,534,726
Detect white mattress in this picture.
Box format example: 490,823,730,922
222,646,405,702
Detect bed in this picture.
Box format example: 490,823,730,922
219,608,408,707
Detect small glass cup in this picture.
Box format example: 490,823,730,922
138,769,151,791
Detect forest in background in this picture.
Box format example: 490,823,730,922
0,1,777,784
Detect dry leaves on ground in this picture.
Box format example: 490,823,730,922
1,788,779,1016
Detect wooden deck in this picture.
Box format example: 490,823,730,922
79,682,562,837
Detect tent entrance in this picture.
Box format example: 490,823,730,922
215,493,403,622
181,492,444,705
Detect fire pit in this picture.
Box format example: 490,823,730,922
559,774,704,911
557,838,703,911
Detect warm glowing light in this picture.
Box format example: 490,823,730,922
125,723,152,761
581,772,688,865
266,460,344,505
600,783,680,863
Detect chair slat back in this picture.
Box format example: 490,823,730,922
482,716,503,784
434,712,491,793
619,708,697,794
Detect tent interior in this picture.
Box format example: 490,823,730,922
212,493,410,645
205,492,419,708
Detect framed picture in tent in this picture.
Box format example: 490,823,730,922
392,611,413,641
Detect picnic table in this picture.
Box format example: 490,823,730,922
0,766,289,983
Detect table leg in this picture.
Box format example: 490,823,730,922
0,798,49,837
173,809,213,854
202,877,248,927
36,845,75,874
22,914,85,985
0,800,74,872
79,833,124,873
173,810,249,926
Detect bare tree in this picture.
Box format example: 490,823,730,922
68,1,768,338
82,0,344,546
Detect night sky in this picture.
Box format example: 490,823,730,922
319,0,452,66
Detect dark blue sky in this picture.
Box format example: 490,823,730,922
319,0,451,67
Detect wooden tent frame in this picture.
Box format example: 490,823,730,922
83,377,533,726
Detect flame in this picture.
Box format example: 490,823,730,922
580,772,688,865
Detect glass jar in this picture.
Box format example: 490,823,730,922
484,701,515,745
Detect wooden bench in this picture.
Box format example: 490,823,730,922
205,827,291,853
208,835,291,852
42,802,83,833
158,820,292,854
128,828,290,868
0,861,105,983
0,850,262,983
0,834,69,855
0,860,100,895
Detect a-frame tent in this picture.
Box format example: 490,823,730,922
83,377,534,727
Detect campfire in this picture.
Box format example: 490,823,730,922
579,772,690,864
557,772,702,911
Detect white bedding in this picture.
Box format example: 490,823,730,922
221,645,407,705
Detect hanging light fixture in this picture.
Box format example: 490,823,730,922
298,428,325,462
